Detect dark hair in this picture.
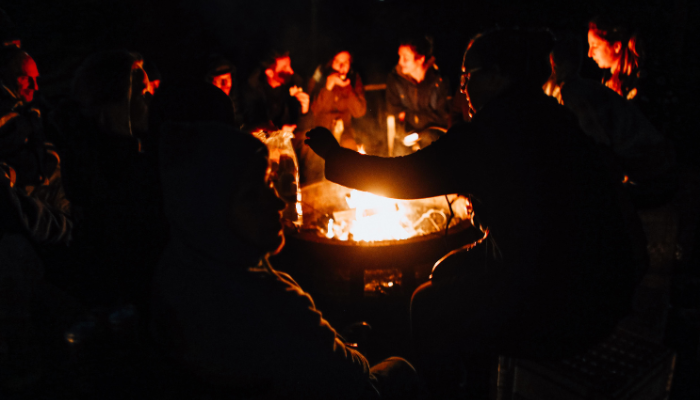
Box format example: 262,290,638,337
72,50,136,108
589,16,642,98
310,50,356,102
399,35,433,60
465,28,555,88
550,31,583,83
261,49,290,70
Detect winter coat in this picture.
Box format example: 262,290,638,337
309,69,366,145
560,77,677,206
385,63,450,132
242,69,306,131
0,84,71,245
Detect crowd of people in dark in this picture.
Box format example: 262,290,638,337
0,5,689,399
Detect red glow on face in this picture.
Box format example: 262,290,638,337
398,45,424,76
15,56,39,103
212,72,232,96
332,51,351,76
587,29,621,70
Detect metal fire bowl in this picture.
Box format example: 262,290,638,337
273,220,481,300
284,220,480,270
271,180,482,297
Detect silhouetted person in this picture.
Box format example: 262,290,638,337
49,50,166,312
152,80,428,400
307,28,646,397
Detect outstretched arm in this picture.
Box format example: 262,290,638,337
305,127,465,199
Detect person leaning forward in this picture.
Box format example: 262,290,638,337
306,28,646,396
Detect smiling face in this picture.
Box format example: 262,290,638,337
331,51,351,76
587,29,621,70
212,72,232,95
13,54,39,103
398,45,425,77
229,156,287,256
265,56,294,87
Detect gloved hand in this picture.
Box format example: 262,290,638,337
304,127,340,160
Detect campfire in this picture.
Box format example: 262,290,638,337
299,180,471,243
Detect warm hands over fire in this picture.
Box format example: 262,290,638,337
305,127,341,159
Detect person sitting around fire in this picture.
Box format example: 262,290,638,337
547,32,677,208
306,27,645,397
242,50,310,138
0,45,72,391
49,50,166,313
587,16,642,101
386,35,450,155
303,50,366,183
203,53,241,127
151,80,428,400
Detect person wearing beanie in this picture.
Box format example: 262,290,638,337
203,53,241,127
307,28,645,396
151,80,428,400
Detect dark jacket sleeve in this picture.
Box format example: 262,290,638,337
0,172,72,245
385,73,406,117
324,127,468,199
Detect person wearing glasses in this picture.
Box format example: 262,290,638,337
306,28,644,397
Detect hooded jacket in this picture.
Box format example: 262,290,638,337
152,121,374,399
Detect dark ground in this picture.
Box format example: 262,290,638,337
2,0,700,398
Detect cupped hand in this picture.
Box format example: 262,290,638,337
326,73,350,91
294,91,310,114
305,127,340,159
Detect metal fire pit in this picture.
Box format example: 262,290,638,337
272,181,482,299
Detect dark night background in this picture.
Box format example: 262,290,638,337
4,0,700,163
3,0,700,397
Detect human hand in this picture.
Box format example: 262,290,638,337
290,86,310,114
326,73,350,91
305,127,340,159
281,124,297,134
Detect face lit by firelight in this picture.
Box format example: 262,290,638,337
587,29,621,70
267,56,294,87
212,72,232,96
398,45,425,77
331,51,351,76
12,54,39,103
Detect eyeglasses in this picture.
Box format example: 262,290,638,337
460,67,483,94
